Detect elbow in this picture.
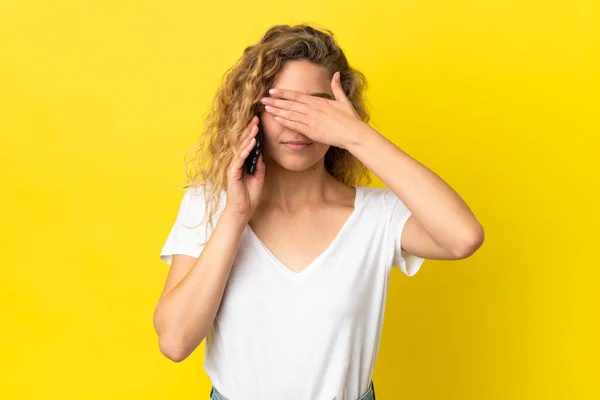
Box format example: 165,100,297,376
160,346,187,363
157,330,206,363
153,307,209,363
158,335,198,363
451,223,485,259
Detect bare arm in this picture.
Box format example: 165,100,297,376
153,116,265,362
153,210,247,362
347,124,484,260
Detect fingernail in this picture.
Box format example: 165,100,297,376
269,88,277,95
260,97,268,104
265,105,273,112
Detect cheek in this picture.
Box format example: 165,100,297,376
259,111,283,146
314,143,331,159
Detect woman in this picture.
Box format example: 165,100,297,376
154,24,484,400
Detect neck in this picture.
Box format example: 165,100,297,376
262,159,332,211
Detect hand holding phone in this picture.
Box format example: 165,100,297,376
225,115,265,219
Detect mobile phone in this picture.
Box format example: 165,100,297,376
245,119,263,175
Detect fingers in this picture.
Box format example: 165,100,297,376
234,116,258,151
272,115,309,135
330,71,348,102
238,135,257,168
264,105,308,126
230,135,256,175
268,88,312,104
260,97,309,114
229,117,260,178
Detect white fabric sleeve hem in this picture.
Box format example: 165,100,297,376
393,211,425,276
158,187,209,267
159,218,204,267
160,250,201,267
385,187,426,276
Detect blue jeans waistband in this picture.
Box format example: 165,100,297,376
210,380,376,400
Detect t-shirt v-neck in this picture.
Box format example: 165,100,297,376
159,184,424,400
245,185,363,280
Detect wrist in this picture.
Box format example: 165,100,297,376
345,122,379,154
221,207,251,229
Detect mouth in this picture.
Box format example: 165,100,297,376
282,141,313,151
283,140,313,145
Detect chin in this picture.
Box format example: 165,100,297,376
269,154,323,172
281,160,321,172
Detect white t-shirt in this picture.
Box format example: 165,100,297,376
160,185,424,400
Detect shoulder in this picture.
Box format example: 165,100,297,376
176,183,227,224
356,185,388,197
356,185,397,206
355,186,410,222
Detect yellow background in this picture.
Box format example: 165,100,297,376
1,0,598,399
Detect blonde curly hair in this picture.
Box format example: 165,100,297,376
181,23,372,232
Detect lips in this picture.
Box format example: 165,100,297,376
283,141,312,151
283,141,312,145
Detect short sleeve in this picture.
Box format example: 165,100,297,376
159,186,218,266
383,189,425,276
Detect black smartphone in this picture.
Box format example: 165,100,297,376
244,118,262,175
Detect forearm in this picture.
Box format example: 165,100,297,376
154,209,247,359
347,123,483,253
